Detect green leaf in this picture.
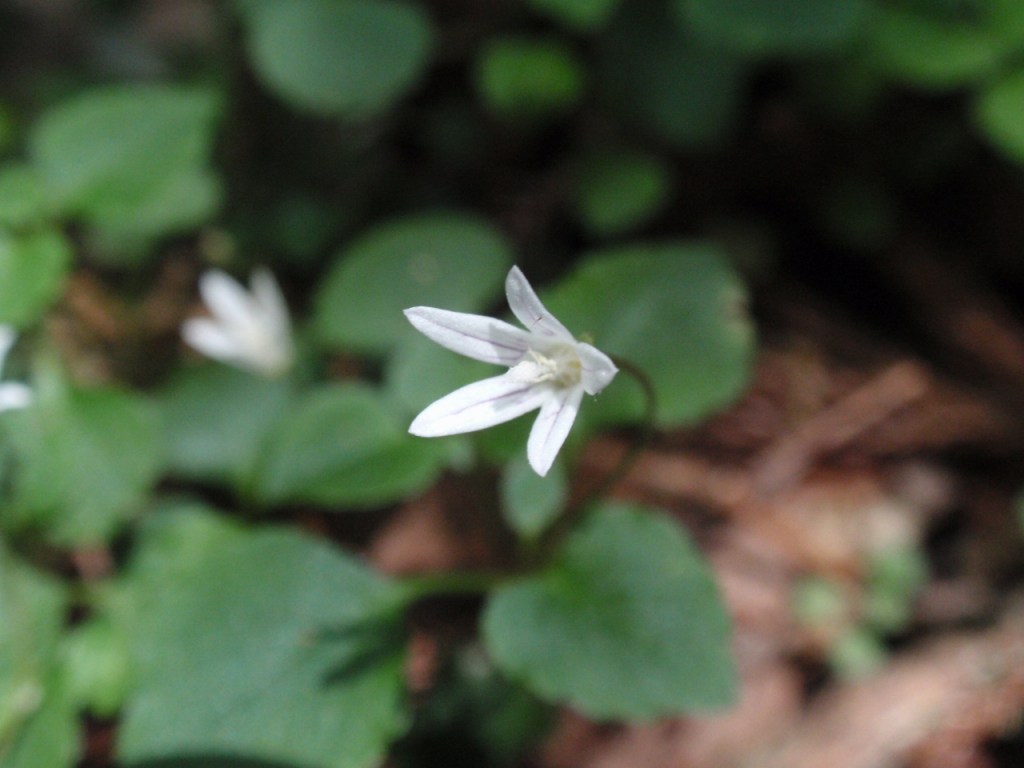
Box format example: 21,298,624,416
315,213,512,353
544,243,754,427
115,507,409,768
863,546,927,633
5,385,161,545
500,454,567,541
85,168,221,245
61,617,131,718
0,228,71,328
383,339,481,471
29,84,221,239
792,577,848,628
0,674,76,768
680,0,868,55
385,335,492,416
974,69,1024,163
828,627,886,680
0,165,51,228
527,0,620,31
574,149,672,237
160,365,294,488
243,0,432,117
865,1,1024,89
0,550,77,767
483,504,736,718
253,384,442,508
599,0,746,148
476,37,586,122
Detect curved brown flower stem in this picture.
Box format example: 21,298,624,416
537,356,657,557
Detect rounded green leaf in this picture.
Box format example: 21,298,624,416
792,577,848,628
0,165,51,228
865,2,1024,89
680,0,868,55
84,168,221,245
476,37,586,121
543,243,754,427
574,150,672,237
829,627,886,680
315,213,512,353
5,386,161,545
599,0,746,148
975,69,1024,163
160,364,294,488
115,508,408,768
61,618,131,718
0,551,77,767
0,228,71,328
385,335,493,415
30,84,221,229
483,504,736,718
253,384,442,508
0,675,76,768
244,0,432,117
864,546,927,633
500,454,568,541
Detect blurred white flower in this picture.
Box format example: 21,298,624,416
182,268,294,377
0,326,32,412
405,266,618,476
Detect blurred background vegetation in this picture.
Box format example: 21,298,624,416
3,0,1024,767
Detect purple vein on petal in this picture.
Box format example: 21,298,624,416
405,306,531,365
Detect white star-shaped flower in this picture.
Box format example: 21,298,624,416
182,268,294,377
405,266,618,476
0,326,32,412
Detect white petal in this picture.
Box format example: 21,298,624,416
0,383,32,412
409,373,549,436
0,325,17,375
182,317,244,364
198,270,260,336
527,385,583,476
250,268,292,339
250,269,294,371
505,266,573,341
404,307,532,366
577,342,618,395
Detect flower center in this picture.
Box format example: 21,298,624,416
511,344,581,388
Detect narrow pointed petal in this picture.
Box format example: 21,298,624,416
198,270,259,335
182,318,244,364
405,307,532,366
0,383,32,412
577,342,619,395
527,385,583,476
505,266,573,341
0,325,17,374
250,268,292,339
409,374,549,436
249,269,294,372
